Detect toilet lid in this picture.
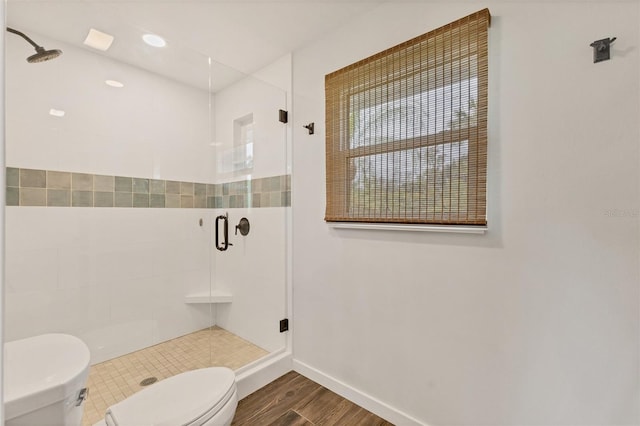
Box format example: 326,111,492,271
105,367,235,426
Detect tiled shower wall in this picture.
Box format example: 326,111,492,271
5,201,289,364
6,167,291,209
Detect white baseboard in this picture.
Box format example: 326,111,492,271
235,350,293,400
293,359,425,426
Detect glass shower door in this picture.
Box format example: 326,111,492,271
209,65,289,368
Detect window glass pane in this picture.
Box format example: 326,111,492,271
349,72,477,149
349,140,469,220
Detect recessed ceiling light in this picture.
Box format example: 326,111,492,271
142,34,166,48
83,28,114,51
49,108,65,117
105,80,124,88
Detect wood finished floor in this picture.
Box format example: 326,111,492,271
233,371,394,426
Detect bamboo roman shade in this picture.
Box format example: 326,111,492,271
325,9,490,226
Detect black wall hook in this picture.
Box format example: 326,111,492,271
303,122,315,135
590,37,616,63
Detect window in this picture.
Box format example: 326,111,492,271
325,9,490,226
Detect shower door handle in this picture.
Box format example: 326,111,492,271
215,213,232,251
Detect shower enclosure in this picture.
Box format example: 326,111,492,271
4,3,289,423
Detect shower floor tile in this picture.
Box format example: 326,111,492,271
82,326,268,426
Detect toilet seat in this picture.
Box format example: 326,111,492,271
104,367,236,426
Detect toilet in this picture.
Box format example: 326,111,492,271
4,333,91,426
94,367,238,426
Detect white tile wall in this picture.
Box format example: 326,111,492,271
6,32,214,183
5,208,214,364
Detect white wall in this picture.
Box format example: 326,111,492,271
292,2,639,425
6,33,214,183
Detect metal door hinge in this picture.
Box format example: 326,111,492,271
279,318,289,333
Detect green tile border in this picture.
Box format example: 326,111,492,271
5,167,291,209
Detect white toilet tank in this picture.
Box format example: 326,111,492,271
4,333,91,426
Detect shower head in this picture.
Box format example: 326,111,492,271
6,27,62,63
27,47,62,63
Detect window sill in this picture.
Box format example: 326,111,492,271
327,222,487,234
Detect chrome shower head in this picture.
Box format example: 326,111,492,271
7,27,63,63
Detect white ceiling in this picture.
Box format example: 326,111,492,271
6,0,387,91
